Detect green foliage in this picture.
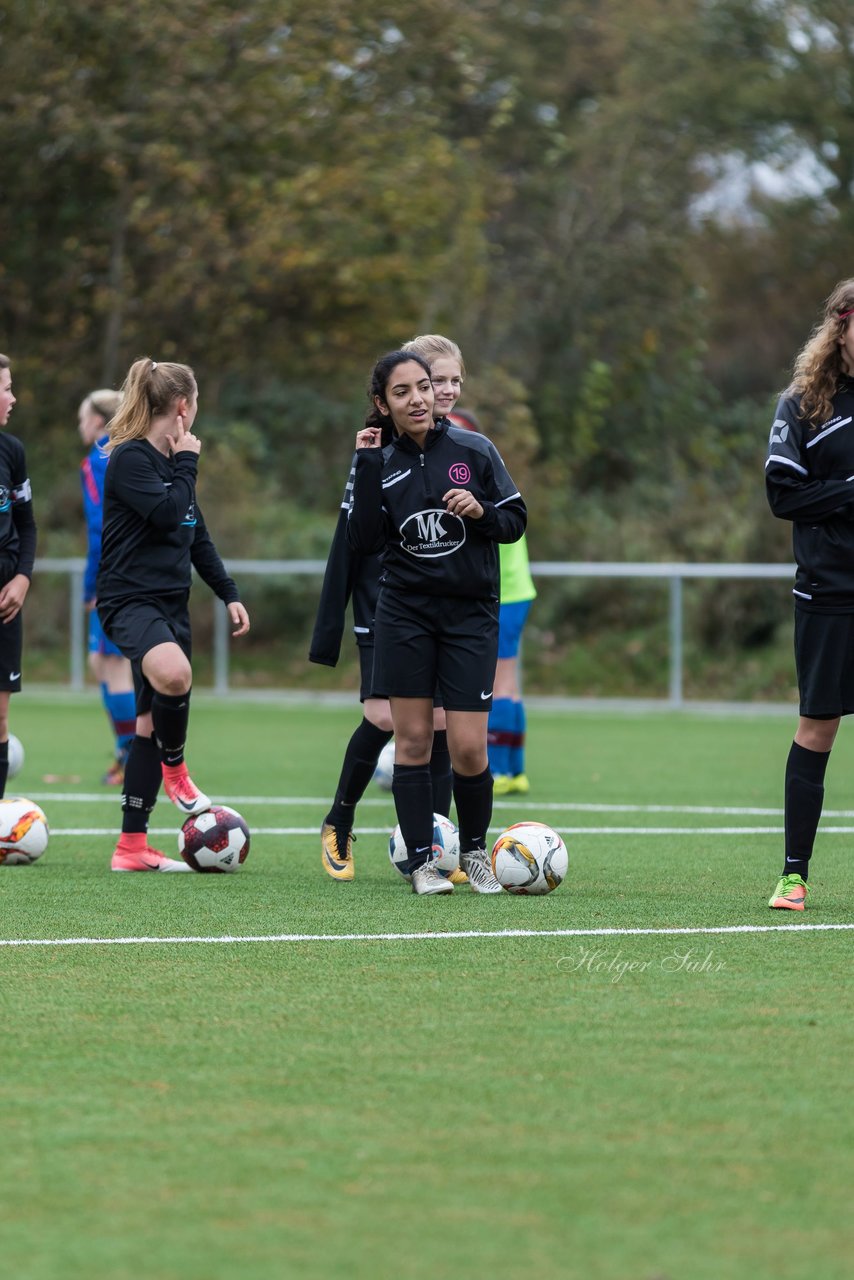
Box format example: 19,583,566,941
3,0,851,685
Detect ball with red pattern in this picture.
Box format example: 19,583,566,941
0,797,49,865
490,821,568,895
178,805,250,873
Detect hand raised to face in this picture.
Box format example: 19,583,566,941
166,411,202,456
355,427,382,450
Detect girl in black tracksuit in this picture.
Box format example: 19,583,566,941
0,353,37,798
97,357,250,872
765,277,854,910
310,398,460,880
310,467,458,881
348,350,527,895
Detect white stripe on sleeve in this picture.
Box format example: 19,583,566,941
765,455,808,476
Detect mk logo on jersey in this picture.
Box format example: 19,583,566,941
400,508,466,558
182,501,197,528
0,487,9,512
416,511,447,541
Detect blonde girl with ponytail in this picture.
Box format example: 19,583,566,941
96,358,250,872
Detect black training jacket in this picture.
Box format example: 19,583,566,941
97,440,239,609
0,433,37,588
309,460,382,667
347,419,527,600
765,375,854,608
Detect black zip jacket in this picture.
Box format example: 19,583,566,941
765,375,854,609
97,440,239,609
309,460,382,667
347,419,527,599
0,433,36,587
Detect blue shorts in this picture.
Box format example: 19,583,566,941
88,608,124,659
498,599,532,660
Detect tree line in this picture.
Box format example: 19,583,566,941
2,0,850,691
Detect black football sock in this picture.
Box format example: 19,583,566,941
0,739,8,800
151,690,191,766
121,733,162,835
783,740,831,881
454,767,493,853
392,763,434,873
429,730,453,819
326,718,393,827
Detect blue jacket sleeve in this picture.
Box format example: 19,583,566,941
81,451,105,601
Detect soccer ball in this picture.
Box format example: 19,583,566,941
178,805,250,873
0,797,49,865
388,813,459,881
490,822,568,896
374,739,395,790
7,734,24,780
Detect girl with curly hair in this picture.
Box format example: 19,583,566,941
765,278,854,909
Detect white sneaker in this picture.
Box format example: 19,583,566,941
411,861,454,895
461,847,504,894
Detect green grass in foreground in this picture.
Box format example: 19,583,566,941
1,697,853,1280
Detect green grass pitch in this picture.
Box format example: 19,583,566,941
2,694,853,1280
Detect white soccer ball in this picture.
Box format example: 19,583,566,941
373,739,395,790
178,805,250,873
0,797,49,865
490,821,568,896
389,813,460,881
7,734,24,779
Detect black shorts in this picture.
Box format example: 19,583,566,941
794,608,854,718
372,588,498,712
358,640,443,707
100,594,192,716
358,642,377,702
0,612,22,693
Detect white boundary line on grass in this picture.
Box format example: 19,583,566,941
24,794,854,819
1,923,852,948
48,825,787,838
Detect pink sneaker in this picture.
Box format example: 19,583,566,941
162,764,211,816
111,844,191,872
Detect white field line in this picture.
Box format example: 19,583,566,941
46,825,854,837
23,793,854,818
1,923,853,948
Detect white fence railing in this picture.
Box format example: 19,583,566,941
37,558,795,705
